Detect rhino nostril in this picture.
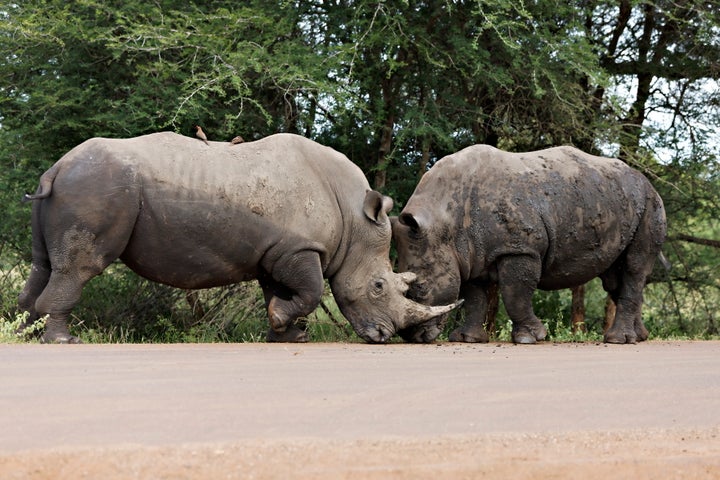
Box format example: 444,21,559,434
408,282,429,300
376,325,392,343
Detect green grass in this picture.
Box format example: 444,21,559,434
2,258,719,344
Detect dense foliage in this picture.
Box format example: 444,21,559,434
1,1,718,341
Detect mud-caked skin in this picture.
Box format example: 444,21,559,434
18,133,459,343
392,145,667,345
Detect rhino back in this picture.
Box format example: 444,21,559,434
411,145,652,287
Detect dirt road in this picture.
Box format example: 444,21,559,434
1,341,719,479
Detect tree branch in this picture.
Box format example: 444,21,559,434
669,234,720,249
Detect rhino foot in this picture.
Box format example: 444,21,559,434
266,325,309,343
397,324,441,343
40,333,82,344
635,320,649,342
449,326,489,343
511,322,547,344
604,331,637,344
604,320,648,344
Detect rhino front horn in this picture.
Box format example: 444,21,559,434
403,298,464,325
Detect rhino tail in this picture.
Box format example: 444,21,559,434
22,163,60,202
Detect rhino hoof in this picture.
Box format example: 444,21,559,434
266,325,309,343
40,334,82,344
635,324,649,342
512,321,547,344
512,333,538,344
449,327,489,343
603,331,637,344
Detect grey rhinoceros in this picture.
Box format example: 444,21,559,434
392,144,667,345
18,132,460,343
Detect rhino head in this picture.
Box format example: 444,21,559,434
329,191,462,343
390,210,465,343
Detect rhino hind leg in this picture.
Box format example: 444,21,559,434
259,250,323,342
32,227,129,343
449,282,490,343
34,271,94,343
497,255,547,344
602,258,653,344
17,263,51,336
35,242,121,343
603,277,648,344
603,198,663,344
19,259,89,343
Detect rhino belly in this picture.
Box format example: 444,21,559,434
537,266,608,291
119,205,279,289
536,242,624,291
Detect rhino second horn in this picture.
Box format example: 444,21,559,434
399,271,418,285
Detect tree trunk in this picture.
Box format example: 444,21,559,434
417,137,430,180
603,295,617,333
185,290,206,321
570,285,586,333
373,47,407,191
374,113,394,190
485,283,500,338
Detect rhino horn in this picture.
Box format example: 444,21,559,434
401,298,464,327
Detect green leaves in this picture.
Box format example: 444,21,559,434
1,0,718,339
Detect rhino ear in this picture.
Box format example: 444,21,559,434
363,190,394,224
399,212,422,233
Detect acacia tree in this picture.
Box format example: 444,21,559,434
309,0,604,204
0,0,336,251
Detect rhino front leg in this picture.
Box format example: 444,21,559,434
497,255,547,344
449,282,490,343
260,250,324,343
258,280,310,343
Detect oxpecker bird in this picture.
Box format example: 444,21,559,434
194,125,209,146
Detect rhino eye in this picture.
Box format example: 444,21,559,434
373,280,385,292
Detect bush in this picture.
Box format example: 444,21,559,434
3,261,357,343
0,311,46,343
2,253,718,343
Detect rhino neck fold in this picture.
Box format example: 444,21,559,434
453,229,476,283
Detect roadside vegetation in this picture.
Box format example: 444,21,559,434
1,1,718,343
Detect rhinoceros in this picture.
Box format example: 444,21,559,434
18,132,460,343
391,144,667,344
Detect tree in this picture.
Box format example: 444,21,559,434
1,0,718,339
580,1,720,332
0,0,336,251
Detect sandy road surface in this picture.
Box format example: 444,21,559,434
0,341,719,479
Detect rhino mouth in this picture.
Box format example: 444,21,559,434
396,316,447,343
356,322,395,344
345,298,463,344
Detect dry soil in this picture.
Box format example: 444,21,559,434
1,341,718,479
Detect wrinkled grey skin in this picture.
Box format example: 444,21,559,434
392,145,667,345
18,132,459,343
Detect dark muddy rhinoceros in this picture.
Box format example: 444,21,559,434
18,132,460,343
392,144,667,345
